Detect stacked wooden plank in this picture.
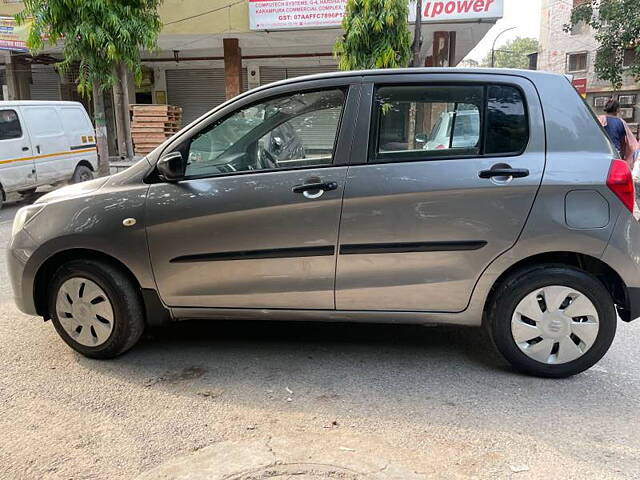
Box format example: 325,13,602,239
130,104,183,156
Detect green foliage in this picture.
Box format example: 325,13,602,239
481,37,538,69
334,0,411,70
16,0,163,95
565,0,640,89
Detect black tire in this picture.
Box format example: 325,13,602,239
487,265,617,378
71,165,94,184
48,259,145,359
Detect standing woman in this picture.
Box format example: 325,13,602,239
599,99,640,167
599,99,640,211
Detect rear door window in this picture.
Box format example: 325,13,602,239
373,85,483,162
0,109,23,140
371,83,529,162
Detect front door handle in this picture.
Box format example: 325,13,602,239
292,181,338,195
479,167,529,179
22,146,29,152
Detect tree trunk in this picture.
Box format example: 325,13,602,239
112,68,127,160
118,63,135,160
411,0,423,67
92,82,110,177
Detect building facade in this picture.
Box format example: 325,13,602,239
538,0,640,134
1,0,504,153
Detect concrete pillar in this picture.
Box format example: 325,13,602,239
5,54,31,100
223,38,242,100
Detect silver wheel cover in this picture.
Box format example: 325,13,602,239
56,277,115,347
511,285,600,365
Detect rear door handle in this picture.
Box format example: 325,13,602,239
292,182,338,194
22,146,29,152
479,168,529,179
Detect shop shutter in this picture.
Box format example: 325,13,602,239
166,68,248,124
259,65,340,151
30,65,61,100
259,65,338,86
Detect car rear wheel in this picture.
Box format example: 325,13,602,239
48,259,145,359
487,265,617,378
71,165,94,184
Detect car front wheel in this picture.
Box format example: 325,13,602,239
488,265,617,378
48,259,145,359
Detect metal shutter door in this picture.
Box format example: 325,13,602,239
260,65,340,150
31,65,61,100
166,68,248,124
259,65,338,87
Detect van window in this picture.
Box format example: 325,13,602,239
23,107,64,136
373,85,483,162
485,86,529,155
59,108,93,134
0,109,23,140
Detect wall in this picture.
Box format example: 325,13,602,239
539,0,640,133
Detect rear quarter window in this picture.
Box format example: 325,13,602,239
59,107,93,134
485,85,529,155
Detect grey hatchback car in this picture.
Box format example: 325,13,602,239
8,68,640,378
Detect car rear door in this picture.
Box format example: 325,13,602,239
0,107,36,193
335,73,546,312
146,79,360,309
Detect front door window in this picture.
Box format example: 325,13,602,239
184,89,345,178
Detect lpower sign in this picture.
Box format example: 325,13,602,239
249,0,503,30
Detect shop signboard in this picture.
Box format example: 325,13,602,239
572,78,587,98
0,16,29,52
249,0,504,31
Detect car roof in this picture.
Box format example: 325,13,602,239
259,67,564,88
0,100,85,107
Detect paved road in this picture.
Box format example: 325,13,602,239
1,200,639,479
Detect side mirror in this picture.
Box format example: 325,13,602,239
415,134,428,144
157,152,185,182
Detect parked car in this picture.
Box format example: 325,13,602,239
423,109,481,150
8,69,640,378
0,101,97,207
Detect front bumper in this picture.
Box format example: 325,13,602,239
7,230,39,316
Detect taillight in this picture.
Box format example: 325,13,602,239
607,159,635,212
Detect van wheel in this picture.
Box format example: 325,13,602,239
48,259,145,359
487,265,617,378
71,165,94,184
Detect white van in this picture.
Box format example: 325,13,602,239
0,101,98,207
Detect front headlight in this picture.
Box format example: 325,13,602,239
12,204,46,238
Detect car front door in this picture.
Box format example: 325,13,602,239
146,81,359,309
336,74,546,312
0,108,36,193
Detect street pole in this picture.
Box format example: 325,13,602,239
411,0,423,67
491,26,517,68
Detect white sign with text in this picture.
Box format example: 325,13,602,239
249,0,503,31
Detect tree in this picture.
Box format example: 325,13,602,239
565,0,640,90
334,0,411,70
481,37,538,69
16,0,163,175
